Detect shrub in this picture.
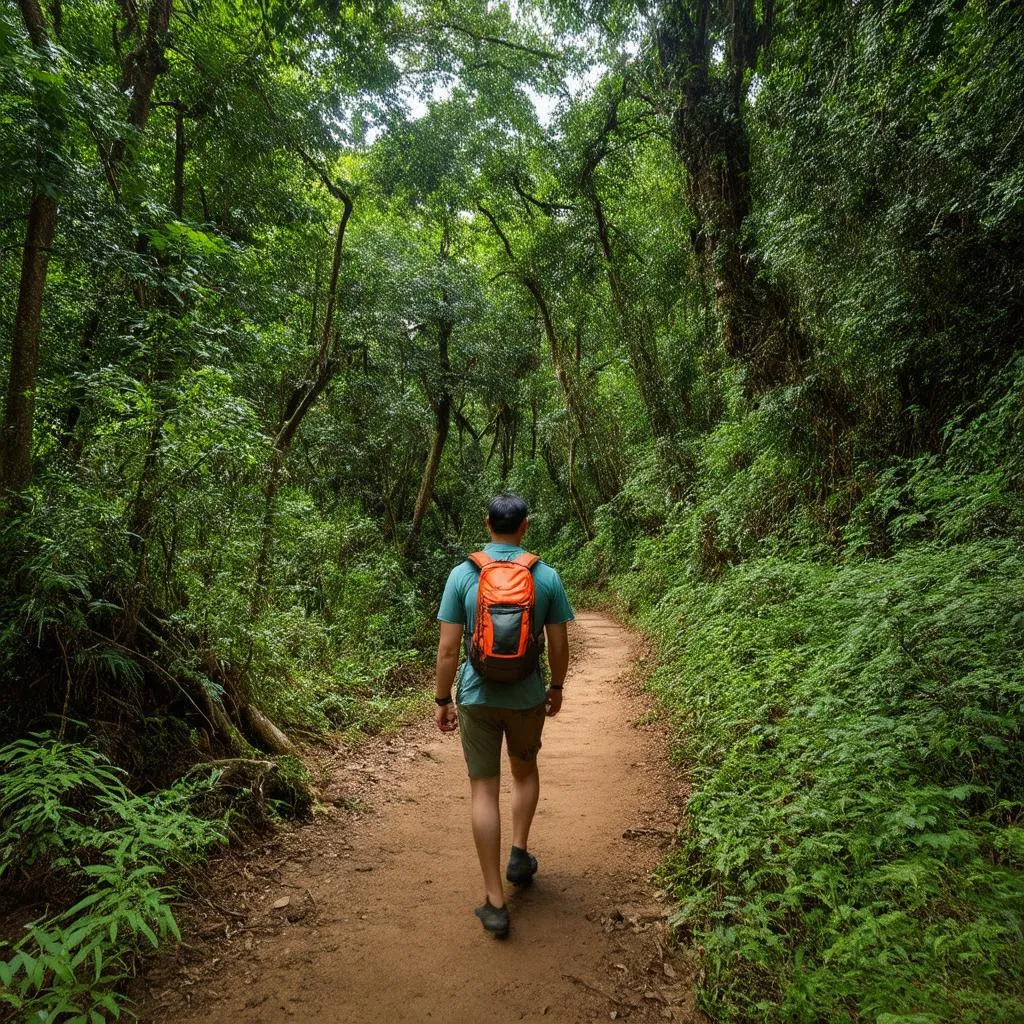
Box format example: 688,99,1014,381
639,543,1024,1022
0,734,228,1022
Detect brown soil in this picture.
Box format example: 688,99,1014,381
136,612,703,1024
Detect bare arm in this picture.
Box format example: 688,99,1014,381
544,621,569,717
434,621,463,732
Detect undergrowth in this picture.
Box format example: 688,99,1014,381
639,544,1024,1022
0,734,229,1023
563,360,1024,1021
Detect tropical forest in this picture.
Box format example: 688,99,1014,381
1,0,1022,1020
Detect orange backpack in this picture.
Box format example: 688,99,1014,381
466,551,544,683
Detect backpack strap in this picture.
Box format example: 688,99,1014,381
467,551,493,571
515,553,543,640
467,551,539,571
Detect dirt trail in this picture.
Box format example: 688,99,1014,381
138,612,700,1023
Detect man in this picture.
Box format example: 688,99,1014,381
434,493,574,938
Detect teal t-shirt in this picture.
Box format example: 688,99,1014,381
437,543,575,709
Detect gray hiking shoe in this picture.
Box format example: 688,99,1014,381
506,846,538,886
474,898,510,938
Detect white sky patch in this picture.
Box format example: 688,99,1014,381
524,40,609,127
524,84,559,126
402,77,456,120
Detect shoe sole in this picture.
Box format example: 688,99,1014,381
475,907,510,939
506,861,537,887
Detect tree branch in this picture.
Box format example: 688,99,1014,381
453,406,481,442
294,145,355,205
477,203,516,261
441,21,559,61
509,175,576,215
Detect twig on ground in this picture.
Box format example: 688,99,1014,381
202,897,247,920
622,827,674,840
563,973,623,1005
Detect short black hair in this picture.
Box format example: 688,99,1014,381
487,493,529,533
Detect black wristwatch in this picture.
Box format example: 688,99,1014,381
548,684,563,691
434,695,453,706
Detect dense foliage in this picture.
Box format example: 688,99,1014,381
600,366,1024,1020
2,0,1021,1019
1,734,228,1021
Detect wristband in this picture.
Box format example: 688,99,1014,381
434,695,453,706
548,684,563,691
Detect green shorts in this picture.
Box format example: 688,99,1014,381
457,702,546,779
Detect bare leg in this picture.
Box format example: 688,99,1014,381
470,775,504,907
509,756,540,851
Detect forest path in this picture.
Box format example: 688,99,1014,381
138,612,701,1024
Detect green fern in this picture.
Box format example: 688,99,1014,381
0,735,227,1021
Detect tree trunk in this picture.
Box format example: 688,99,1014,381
68,0,176,518
172,104,185,217
478,203,622,504
1,0,57,495
1,192,57,493
110,0,175,169
60,306,103,452
587,185,691,499
18,0,47,45
567,435,595,540
194,678,246,756
657,0,806,395
241,704,296,755
405,319,452,557
498,404,516,482
275,198,351,451
530,393,538,461
252,196,353,605
589,190,680,447
307,250,323,349
522,275,622,503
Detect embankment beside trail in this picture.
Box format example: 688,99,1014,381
605,544,1024,1024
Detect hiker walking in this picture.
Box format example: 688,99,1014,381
434,494,574,938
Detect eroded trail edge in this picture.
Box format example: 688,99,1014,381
138,613,700,1023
